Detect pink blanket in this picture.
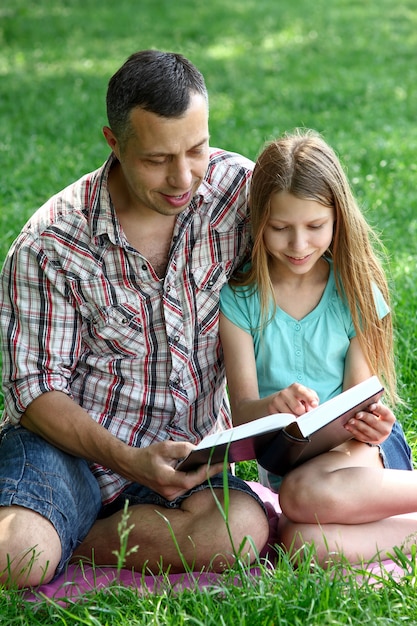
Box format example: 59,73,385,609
23,481,407,603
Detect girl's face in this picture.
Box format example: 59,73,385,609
263,191,335,276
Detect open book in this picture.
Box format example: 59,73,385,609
177,376,384,474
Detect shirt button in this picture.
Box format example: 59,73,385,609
174,334,180,342
296,350,301,356
295,324,301,331
141,264,147,271
121,318,128,325
166,286,171,293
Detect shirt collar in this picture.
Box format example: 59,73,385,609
89,153,124,246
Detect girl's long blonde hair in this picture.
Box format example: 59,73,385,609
232,129,397,403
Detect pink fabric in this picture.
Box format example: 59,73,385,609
23,481,279,603
25,564,270,605
22,482,407,603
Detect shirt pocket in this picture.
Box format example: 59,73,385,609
80,302,145,357
192,262,231,336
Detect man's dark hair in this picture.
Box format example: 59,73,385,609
106,50,208,143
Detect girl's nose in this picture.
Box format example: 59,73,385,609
290,229,307,251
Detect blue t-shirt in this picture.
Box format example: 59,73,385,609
220,259,389,490
220,259,389,404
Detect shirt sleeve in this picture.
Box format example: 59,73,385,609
373,283,390,319
336,279,389,340
0,232,79,422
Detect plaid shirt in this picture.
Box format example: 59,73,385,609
0,149,253,503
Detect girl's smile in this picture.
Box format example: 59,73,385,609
263,191,335,278
285,253,313,264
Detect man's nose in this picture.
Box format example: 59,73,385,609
167,157,193,188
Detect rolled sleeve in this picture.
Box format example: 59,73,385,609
1,232,79,421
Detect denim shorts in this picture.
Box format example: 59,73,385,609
0,424,102,578
0,425,265,579
379,420,413,470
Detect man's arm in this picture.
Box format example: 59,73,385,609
21,391,223,501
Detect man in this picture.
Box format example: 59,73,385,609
0,50,269,588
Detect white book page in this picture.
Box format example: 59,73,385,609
194,412,295,450
295,376,382,436
193,376,382,451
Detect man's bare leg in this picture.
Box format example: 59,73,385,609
0,506,62,588
74,489,269,573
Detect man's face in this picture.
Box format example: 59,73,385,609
104,93,210,218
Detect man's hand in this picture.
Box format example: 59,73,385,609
22,391,224,502
344,401,395,444
126,440,225,501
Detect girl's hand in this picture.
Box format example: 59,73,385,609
344,401,395,444
267,383,319,416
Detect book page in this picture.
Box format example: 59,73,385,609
295,376,383,437
193,411,296,451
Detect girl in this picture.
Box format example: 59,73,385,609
219,129,417,565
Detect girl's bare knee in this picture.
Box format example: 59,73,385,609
279,471,314,521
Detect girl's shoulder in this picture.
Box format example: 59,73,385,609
220,277,260,312
325,257,389,318
221,263,257,296
220,265,263,331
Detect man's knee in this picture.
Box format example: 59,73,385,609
193,488,269,558
229,490,269,549
0,505,62,588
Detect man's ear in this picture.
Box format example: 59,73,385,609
103,126,119,157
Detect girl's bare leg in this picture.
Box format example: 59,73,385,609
278,512,417,565
279,440,417,525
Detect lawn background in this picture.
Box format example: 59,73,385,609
1,0,417,623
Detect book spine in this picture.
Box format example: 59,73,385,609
257,428,309,475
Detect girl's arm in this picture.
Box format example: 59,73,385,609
343,336,395,444
219,313,318,425
342,335,375,390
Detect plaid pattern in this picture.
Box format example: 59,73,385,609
0,149,253,502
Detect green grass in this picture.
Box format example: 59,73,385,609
1,0,417,622
4,549,417,624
